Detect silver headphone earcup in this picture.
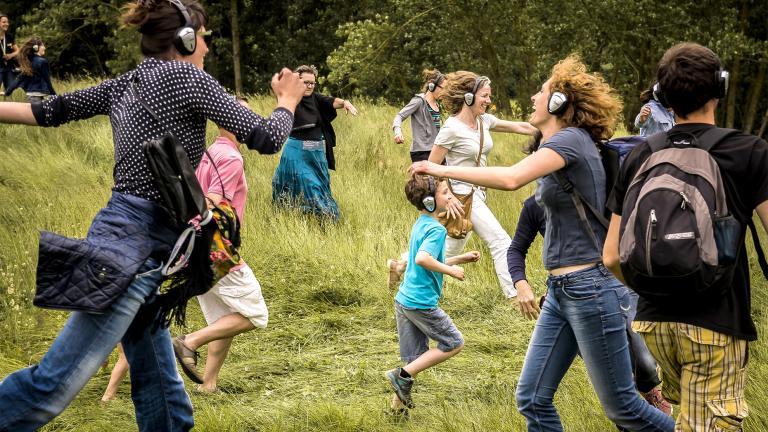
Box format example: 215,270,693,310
176,27,196,55
464,92,474,106
547,92,568,115
422,196,436,212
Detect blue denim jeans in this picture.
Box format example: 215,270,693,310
0,258,193,432
515,264,674,432
0,192,193,432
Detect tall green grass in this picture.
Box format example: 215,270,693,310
1,80,767,431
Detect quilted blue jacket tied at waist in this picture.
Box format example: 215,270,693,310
35,192,179,313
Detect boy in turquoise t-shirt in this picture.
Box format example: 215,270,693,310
386,175,480,412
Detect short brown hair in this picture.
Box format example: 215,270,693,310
656,43,722,118
548,55,623,142
295,64,318,77
405,175,438,211
438,71,490,115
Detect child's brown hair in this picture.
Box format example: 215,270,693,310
405,175,439,211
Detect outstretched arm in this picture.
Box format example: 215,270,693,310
0,102,37,125
333,97,358,115
446,251,480,266
491,119,537,135
411,147,565,191
415,251,465,280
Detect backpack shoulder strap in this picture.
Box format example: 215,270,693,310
748,218,768,280
646,131,669,153
695,127,739,151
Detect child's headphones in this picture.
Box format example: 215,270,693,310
547,91,568,116
32,44,39,53
653,68,730,108
422,176,436,212
464,76,490,106
169,0,197,56
427,72,444,93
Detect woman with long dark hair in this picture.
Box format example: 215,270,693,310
4,36,56,102
0,1,304,430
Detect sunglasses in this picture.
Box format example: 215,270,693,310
197,29,214,46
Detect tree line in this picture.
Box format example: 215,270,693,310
2,0,766,134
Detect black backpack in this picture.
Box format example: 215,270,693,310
618,128,767,300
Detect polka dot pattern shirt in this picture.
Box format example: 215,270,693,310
32,57,293,202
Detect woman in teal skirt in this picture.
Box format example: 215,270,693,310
272,64,358,220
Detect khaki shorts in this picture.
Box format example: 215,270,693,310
197,264,269,328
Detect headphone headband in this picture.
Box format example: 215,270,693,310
464,75,490,106
169,0,192,27
168,0,197,56
471,76,490,95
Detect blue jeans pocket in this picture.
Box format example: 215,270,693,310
561,277,599,300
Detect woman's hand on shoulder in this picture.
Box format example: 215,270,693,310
408,160,445,178
271,68,304,113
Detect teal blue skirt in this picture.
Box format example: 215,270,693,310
272,137,340,220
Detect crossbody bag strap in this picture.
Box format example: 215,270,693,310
553,171,605,252
203,148,228,205
113,74,173,178
476,117,484,167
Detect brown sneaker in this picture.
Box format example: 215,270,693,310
387,259,405,290
641,387,673,416
172,335,203,384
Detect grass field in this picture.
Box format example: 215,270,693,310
1,80,767,431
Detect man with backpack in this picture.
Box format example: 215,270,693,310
604,42,768,431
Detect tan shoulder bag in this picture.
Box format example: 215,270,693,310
438,119,484,239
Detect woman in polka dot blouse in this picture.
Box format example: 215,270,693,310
0,1,304,430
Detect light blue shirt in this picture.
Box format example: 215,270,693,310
634,99,675,136
395,215,447,309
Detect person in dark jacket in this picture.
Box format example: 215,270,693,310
0,1,304,430
0,12,19,95
5,36,56,102
271,64,358,221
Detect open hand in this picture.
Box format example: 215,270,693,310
343,100,358,116
408,160,445,178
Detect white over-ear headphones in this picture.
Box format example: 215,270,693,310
547,91,568,115
427,72,444,92
464,76,490,106
422,176,436,212
169,0,197,56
